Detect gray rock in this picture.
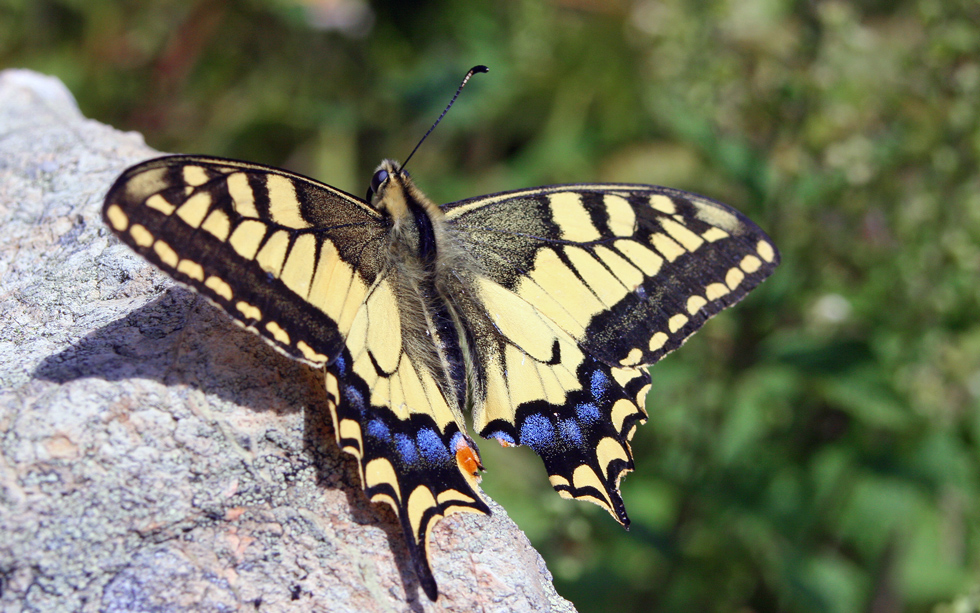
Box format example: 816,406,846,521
0,69,576,613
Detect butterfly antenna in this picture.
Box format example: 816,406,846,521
400,65,488,173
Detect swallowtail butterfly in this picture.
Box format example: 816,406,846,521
102,66,779,600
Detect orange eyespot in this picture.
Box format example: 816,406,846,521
455,444,482,477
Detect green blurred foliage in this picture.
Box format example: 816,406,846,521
4,0,980,610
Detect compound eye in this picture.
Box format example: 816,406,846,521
371,169,389,194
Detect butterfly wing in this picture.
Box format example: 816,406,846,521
322,279,490,600
443,184,779,523
103,156,488,599
103,155,387,365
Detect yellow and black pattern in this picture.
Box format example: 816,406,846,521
324,344,490,599
444,184,779,368
103,156,385,367
442,184,778,524
103,154,779,600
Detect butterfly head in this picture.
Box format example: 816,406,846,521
365,158,410,218
364,167,386,204
365,159,440,223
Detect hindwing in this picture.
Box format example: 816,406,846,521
450,272,652,523
325,333,489,600
443,184,779,519
323,272,489,600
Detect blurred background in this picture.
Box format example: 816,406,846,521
3,0,979,611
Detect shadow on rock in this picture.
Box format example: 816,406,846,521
33,286,319,416
303,402,429,610
34,284,429,604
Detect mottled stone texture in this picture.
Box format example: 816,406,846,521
0,69,576,613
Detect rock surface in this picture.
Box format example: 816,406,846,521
0,69,576,613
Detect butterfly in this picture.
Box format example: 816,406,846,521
101,68,779,601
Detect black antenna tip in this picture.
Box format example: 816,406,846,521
399,64,490,172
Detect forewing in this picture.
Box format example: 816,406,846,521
443,184,778,521
103,155,386,365
443,183,779,368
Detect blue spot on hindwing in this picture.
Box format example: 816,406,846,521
519,414,556,452
450,431,466,451
395,433,419,465
576,402,601,423
590,369,610,400
334,354,347,373
366,419,390,441
558,419,583,446
343,386,365,413
485,431,516,446
417,428,449,463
